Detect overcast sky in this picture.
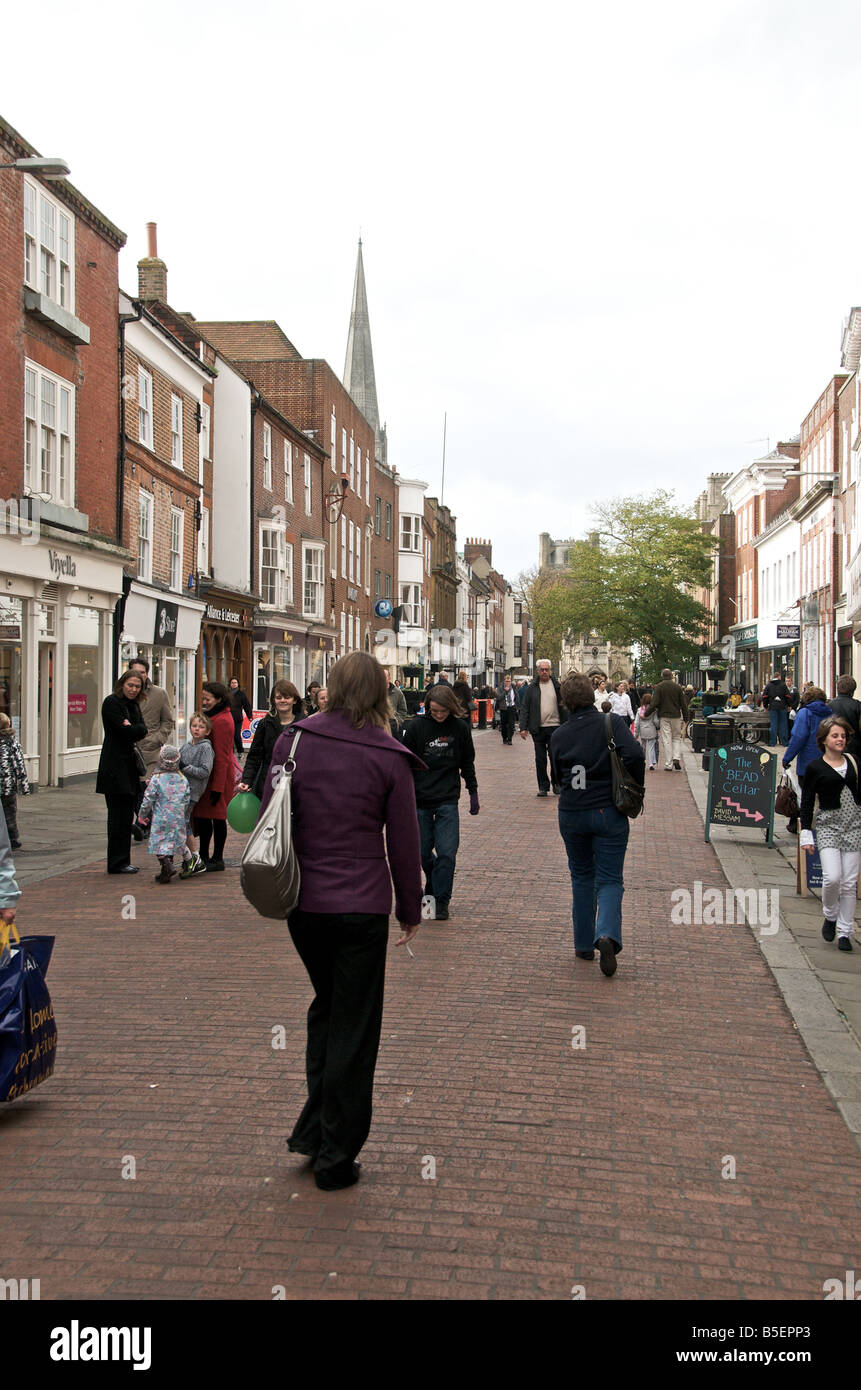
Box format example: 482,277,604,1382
5,1,861,582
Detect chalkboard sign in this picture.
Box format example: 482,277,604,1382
705,744,777,846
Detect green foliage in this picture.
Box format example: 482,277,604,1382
516,565,574,666
523,492,717,673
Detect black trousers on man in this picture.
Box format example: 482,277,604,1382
287,910,388,1184
531,727,559,793
104,792,136,872
499,707,517,743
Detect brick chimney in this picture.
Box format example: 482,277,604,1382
464,537,492,566
137,222,167,302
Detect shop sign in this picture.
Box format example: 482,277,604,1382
205,604,244,624
282,633,293,644
698,655,712,670
0,625,21,640
154,599,179,647
48,549,76,578
733,624,758,646
775,624,800,641
67,694,87,715
347,586,359,601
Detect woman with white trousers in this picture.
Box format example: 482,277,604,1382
799,716,860,953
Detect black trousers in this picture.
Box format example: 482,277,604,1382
104,792,136,871
531,727,558,791
193,817,227,861
499,707,517,743
287,910,389,1178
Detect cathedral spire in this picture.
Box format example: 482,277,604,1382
344,239,381,438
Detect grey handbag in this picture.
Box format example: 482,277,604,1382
240,729,302,920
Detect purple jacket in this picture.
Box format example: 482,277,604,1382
259,710,426,925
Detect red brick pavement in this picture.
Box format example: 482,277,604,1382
0,731,859,1301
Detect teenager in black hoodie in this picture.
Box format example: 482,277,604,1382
402,685,479,921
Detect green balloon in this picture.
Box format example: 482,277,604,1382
227,792,261,834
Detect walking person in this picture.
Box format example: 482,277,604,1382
402,684,479,921
644,669,689,770
258,652,423,1191
762,669,792,746
781,686,834,834
96,670,148,875
305,682,322,715
238,679,302,800
0,713,30,850
178,713,214,878
452,670,474,715
551,672,645,975
0,797,21,933
135,746,190,884
388,679,408,734
228,676,253,755
191,682,235,871
495,674,519,745
633,691,659,771
800,717,860,952
519,660,563,795
828,675,861,758
608,681,634,722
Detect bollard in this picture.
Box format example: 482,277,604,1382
477,700,487,730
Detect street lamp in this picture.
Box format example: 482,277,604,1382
0,156,71,179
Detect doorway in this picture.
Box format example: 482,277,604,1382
37,642,55,786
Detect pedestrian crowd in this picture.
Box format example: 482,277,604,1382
2,652,858,1197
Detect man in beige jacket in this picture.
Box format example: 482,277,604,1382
129,658,175,778
645,669,689,771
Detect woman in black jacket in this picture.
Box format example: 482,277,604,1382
96,671,148,874
238,679,302,800
800,716,860,953
228,677,253,754
550,671,645,976
402,684,479,921
828,675,861,758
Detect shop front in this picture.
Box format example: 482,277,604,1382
729,622,758,695
756,618,800,689
199,593,254,704
121,583,206,749
0,532,124,785
253,623,335,706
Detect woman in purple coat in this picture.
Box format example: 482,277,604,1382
259,651,424,1191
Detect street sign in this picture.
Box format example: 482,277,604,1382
374,599,393,618
705,744,777,846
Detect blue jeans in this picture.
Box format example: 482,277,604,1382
769,708,789,745
558,804,630,952
417,803,460,905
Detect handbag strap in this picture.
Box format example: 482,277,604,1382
0,921,21,956
604,712,617,751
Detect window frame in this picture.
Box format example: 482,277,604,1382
259,523,286,608
263,421,272,491
170,394,184,469
23,176,74,311
24,358,74,506
138,490,154,583
303,453,312,516
138,366,153,449
302,542,325,620
169,506,184,592
284,439,293,503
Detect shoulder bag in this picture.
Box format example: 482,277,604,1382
604,714,645,819
240,729,302,920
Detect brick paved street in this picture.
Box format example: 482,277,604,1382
1,729,860,1301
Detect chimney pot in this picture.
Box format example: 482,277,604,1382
146,222,158,258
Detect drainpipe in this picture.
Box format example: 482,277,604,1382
250,386,260,596
116,300,144,681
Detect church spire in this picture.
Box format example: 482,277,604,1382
344,240,383,453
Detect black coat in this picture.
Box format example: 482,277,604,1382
828,696,861,757
519,676,563,735
95,695,148,797
242,712,297,800
800,754,861,830
229,686,253,724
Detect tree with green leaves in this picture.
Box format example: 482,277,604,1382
522,492,717,677
516,565,575,666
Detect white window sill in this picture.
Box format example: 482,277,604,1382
23,287,90,345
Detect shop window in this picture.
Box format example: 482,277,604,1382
272,645,292,683
66,608,100,748
0,597,23,739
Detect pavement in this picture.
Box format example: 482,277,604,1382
0,731,859,1300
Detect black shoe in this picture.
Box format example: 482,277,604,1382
552,785,560,795
575,949,595,960
131,824,145,842
596,936,618,977
10,840,21,850
207,859,225,872
536,790,548,797
109,865,139,874
673,759,682,770
314,1161,361,1191
822,919,837,942
838,937,854,952
435,902,450,921
787,818,798,835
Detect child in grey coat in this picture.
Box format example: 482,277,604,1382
179,713,215,878
633,700,660,771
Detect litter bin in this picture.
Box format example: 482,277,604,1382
701,715,734,770
477,699,488,731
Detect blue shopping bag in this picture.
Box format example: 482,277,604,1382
0,924,58,1102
